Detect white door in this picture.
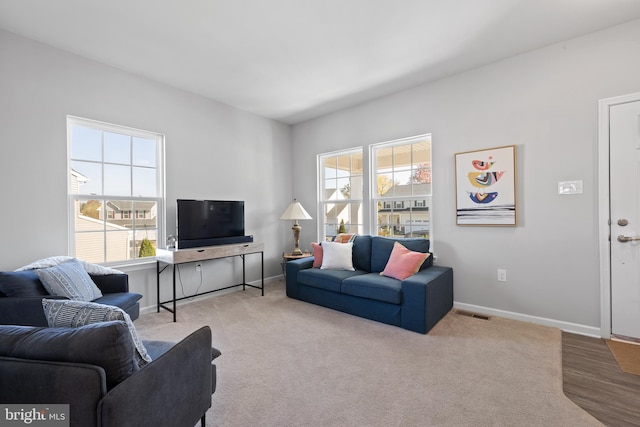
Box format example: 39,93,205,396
610,99,640,340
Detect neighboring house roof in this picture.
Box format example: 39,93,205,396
106,200,157,212
107,218,157,229
70,169,89,183
70,169,89,195
74,201,156,229
106,200,157,228
381,182,431,198
77,214,128,231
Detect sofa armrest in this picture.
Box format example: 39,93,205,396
0,296,67,326
0,356,106,427
98,326,214,427
285,257,314,298
401,266,454,334
91,274,129,294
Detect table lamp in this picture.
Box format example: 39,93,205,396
280,199,312,255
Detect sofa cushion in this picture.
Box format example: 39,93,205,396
370,237,430,273
320,242,355,271
341,273,403,304
298,268,364,293
143,340,176,360
0,321,138,389
35,259,103,302
381,242,431,280
0,270,49,297
42,299,151,368
352,235,372,272
90,273,129,294
95,292,142,312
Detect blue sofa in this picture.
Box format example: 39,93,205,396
285,235,453,334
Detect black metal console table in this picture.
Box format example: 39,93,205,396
156,242,264,322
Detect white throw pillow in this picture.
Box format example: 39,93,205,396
320,241,355,271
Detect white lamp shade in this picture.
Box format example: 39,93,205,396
280,201,312,220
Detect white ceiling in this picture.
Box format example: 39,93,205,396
1,0,640,124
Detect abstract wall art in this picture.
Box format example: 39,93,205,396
455,145,517,226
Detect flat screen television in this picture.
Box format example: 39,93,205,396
176,199,252,249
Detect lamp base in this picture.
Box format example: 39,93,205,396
290,223,303,256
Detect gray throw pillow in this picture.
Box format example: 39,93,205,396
42,299,151,368
35,258,103,301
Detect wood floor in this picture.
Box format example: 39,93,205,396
562,331,640,426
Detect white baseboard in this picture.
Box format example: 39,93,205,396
453,302,602,338
140,285,603,338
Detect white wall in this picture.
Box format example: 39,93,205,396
291,19,640,332
0,29,293,310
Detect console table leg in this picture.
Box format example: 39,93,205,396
261,252,264,296
172,264,177,322
156,261,160,313
242,254,246,291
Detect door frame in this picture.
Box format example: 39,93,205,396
598,91,640,339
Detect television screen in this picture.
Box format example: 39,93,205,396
177,199,246,248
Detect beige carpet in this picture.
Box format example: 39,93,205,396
607,339,640,376
135,280,602,427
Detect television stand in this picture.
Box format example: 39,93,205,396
156,242,264,322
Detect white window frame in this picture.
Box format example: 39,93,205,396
369,134,432,240
67,116,166,266
317,147,364,241
315,134,432,243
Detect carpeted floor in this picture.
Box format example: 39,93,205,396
135,279,602,427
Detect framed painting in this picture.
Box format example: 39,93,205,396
455,145,517,226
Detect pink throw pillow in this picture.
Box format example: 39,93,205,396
381,242,430,280
311,242,323,268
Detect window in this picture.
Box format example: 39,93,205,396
67,116,165,265
318,149,364,241
371,135,431,239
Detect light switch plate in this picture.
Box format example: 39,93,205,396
558,180,583,195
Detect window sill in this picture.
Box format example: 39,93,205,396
104,258,157,273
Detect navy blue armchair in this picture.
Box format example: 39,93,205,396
0,270,141,326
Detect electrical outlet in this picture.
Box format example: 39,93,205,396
497,269,507,282
196,263,202,272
